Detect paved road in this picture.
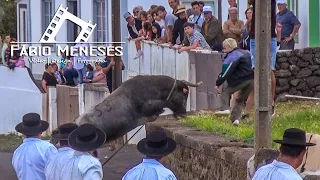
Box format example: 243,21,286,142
0,145,144,180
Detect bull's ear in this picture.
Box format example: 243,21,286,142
183,88,189,94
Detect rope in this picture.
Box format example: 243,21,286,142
101,125,145,166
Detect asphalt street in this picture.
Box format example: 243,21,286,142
0,145,144,180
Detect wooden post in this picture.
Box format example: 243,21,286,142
111,0,122,91
254,0,272,150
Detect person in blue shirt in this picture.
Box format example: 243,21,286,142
63,62,79,86
59,124,105,179
84,64,94,81
12,113,58,180
122,131,177,180
253,128,316,180
45,123,78,180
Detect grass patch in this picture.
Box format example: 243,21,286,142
0,133,23,152
182,101,320,147
0,134,52,152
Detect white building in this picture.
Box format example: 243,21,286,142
15,0,314,79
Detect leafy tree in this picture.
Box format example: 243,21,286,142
0,0,17,39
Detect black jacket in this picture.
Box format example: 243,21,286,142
171,18,187,45
216,51,253,87
127,19,142,39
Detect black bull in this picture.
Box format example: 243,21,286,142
74,75,203,143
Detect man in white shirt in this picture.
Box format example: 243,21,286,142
59,123,106,179
45,123,78,180
12,113,58,180
253,128,316,180
188,1,204,32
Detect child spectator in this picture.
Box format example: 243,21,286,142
4,38,20,70
152,10,165,29
84,64,94,81
146,12,154,23
124,12,143,59
15,56,25,68
178,22,210,53
141,21,153,40
140,11,148,23
151,22,165,43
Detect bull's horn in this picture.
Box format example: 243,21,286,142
181,80,203,87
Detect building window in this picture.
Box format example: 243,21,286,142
18,4,28,44
93,0,106,43
67,0,79,45
42,0,54,48
288,0,299,42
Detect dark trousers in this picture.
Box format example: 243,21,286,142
279,39,295,50
221,79,254,122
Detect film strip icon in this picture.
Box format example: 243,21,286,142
40,4,96,43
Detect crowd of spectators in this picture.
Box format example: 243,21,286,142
124,0,300,59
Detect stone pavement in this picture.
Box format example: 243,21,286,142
0,145,144,180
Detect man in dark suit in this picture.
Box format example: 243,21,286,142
124,12,143,59
201,6,225,51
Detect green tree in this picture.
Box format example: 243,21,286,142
0,0,17,38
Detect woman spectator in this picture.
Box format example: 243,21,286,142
133,6,143,18
4,38,21,70
83,62,106,84
151,22,165,43
41,63,58,93
52,63,63,85
146,12,154,23
151,10,165,29
240,7,253,50
223,7,244,44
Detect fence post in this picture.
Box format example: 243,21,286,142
48,87,57,134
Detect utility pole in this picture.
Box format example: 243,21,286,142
111,0,122,91
111,0,124,146
254,0,272,150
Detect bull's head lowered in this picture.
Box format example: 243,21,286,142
74,75,203,143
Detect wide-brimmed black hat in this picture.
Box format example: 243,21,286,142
52,123,79,140
137,131,176,157
68,124,106,152
274,128,316,146
15,113,49,136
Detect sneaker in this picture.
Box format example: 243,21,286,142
134,50,143,59
240,114,250,120
271,106,275,117
233,120,240,126
214,109,231,115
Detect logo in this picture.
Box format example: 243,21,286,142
12,4,123,64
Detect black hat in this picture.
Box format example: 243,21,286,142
68,124,106,152
274,128,316,146
137,131,176,157
52,123,79,140
15,113,49,136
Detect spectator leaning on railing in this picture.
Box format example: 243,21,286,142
170,4,188,48
156,5,178,44
124,12,143,59
178,22,210,53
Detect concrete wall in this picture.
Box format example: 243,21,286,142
275,48,320,100
146,118,255,180
0,66,44,134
